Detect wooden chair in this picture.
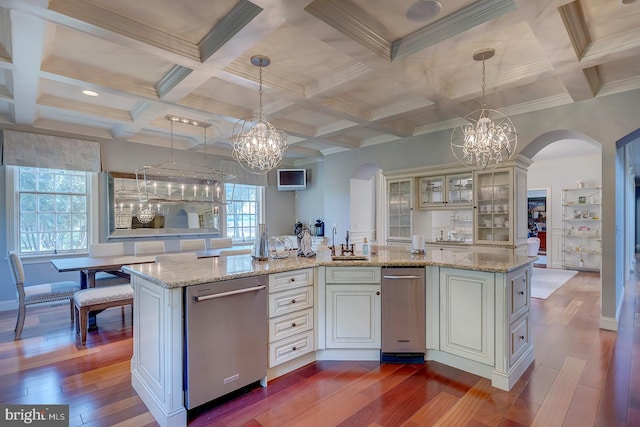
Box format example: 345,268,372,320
209,238,233,249
7,251,80,340
219,248,252,256
89,242,129,286
155,253,198,264
134,241,166,255
179,239,206,251
74,284,133,346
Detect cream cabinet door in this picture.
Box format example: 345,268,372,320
326,284,381,348
439,268,495,366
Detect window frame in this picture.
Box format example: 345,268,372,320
224,183,265,244
5,166,99,259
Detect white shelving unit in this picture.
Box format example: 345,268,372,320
561,187,601,271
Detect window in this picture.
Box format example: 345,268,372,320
225,183,263,242
13,167,91,255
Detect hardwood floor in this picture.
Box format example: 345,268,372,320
0,270,637,426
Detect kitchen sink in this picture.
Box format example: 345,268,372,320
331,255,369,261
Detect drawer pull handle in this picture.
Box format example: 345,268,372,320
292,346,297,351
291,322,296,327
518,291,524,295
519,335,525,340
290,277,296,282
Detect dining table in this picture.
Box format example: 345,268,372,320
50,245,253,330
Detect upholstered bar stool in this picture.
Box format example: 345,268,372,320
134,241,166,255
89,242,129,286
210,238,233,249
179,239,206,251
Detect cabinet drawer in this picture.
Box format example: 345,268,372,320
509,314,530,366
509,269,529,321
269,268,314,293
269,330,314,368
326,267,381,283
268,286,313,317
269,308,314,342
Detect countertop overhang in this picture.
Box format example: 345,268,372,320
123,248,535,289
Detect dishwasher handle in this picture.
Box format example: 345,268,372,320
383,275,423,279
194,285,266,302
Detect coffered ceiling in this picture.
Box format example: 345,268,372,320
0,0,639,164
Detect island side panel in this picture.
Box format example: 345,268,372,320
131,276,186,427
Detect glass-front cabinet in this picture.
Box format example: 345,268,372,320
418,172,472,208
475,168,513,244
387,178,412,242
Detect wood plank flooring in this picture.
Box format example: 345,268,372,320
0,270,638,426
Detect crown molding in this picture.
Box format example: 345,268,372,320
38,94,133,122
558,0,590,60
199,0,262,62
315,119,358,137
392,0,517,61
42,56,159,99
0,8,12,60
304,0,391,60
47,0,201,61
370,96,433,121
156,65,193,98
305,63,372,98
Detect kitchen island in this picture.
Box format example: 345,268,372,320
124,249,534,427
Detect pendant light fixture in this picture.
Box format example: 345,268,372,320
230,55,288,175
451,48,517,170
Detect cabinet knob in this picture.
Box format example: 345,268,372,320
291,322,296,327
290,277,296,282
519,335,525,341
291,299,296,304
292,346,297,351
518,291,524,295
376,291,380,295
522,277,526,283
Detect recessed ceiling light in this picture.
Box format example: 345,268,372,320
82,90,98,97
406,0,442,22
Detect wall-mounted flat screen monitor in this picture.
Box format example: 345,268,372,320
277,169,307,191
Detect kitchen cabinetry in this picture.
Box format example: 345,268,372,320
474,161,529,253
387,178,413,242
325,267,381,348
562,187,601,271
439,268,495,365
268,269,315,367
418,172,473,209
430,264,533,391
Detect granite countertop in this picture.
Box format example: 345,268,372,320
123,247,535,289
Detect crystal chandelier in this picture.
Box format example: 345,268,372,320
451,48,517,170
231,55,287,175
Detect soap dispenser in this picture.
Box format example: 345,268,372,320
362,238,369,255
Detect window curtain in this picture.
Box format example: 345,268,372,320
1,130,101,172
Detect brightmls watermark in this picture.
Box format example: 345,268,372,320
1,404,69,426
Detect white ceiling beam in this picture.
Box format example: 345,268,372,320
9,9,45,125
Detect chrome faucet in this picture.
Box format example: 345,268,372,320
329,225,337,256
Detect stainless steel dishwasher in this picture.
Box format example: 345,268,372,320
184,275,268,409
381,267,426,363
